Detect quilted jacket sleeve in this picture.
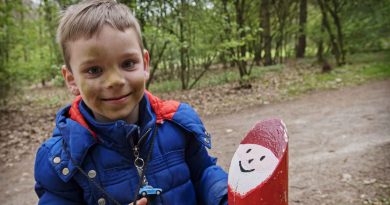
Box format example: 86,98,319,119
186,137,228,205
34,141,84,205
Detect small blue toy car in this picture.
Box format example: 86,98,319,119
139,185,163,197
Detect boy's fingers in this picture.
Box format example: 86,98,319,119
137,198,148,205
129,197,148,205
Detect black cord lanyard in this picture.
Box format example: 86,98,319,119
65,141,123,205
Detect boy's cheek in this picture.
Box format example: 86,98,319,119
79,81,95,97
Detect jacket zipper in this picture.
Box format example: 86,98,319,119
133,127,152,186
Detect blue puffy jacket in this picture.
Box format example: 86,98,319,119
34,92,228,205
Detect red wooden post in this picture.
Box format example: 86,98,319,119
228,119,288,205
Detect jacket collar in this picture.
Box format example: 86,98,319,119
78,95,155,157
56,93,157,165
144,90,211,148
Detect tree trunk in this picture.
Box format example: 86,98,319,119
234,0,248,79
296,0,307,58
326,0,346,65
274,0,292,64
1,0,11,66
333,15,345,65
317,16,325,63
222,0,235,68
146,41,169,89
179,19,187,89
19,1,28,62
179,0,188,90
261,0,272,66
254,6,262,66
317,0,341,66
43,0,60,65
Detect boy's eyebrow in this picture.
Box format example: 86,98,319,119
118,51,143,61
121,49,142,58
80,59,98,67
122,52,139,58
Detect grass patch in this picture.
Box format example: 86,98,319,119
196,64,284,88
149,64,284,93
286,51,390,96
357,63,390,79
149,79,182,93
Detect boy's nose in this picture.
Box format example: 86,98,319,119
105,68,126,88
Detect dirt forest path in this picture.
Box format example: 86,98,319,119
0,80,389,205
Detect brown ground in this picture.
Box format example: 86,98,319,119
0,80,389,205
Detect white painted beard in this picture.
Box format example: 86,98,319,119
228,144,279,195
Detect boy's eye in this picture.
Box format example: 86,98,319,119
86,66,102,75
122,60,135,69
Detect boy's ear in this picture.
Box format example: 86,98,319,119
61,65,80,96
143,49,150,81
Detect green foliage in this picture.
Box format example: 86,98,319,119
1,0,389,101
0,0,62,100
342,1,390,52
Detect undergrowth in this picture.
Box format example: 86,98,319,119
149,51,389,94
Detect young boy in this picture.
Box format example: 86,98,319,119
34,0,228,204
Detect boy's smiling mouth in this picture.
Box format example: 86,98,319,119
239,161,255,173
102,92,132,102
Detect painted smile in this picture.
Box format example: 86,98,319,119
239,161,255,173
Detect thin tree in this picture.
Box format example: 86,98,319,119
261,0,272,66
324,0,346,65
317,0,342,66
296,0,307,58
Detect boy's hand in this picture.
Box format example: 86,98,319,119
129,198,147,205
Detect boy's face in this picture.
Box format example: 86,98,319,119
62,25,149,123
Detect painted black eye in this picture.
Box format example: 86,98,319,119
248,159,254,164
260,156,265,161
246,149,252,153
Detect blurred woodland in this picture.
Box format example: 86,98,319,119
0,0,389,100
0,3,389,203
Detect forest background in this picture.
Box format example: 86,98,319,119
0,0,390,204
0,0,389,100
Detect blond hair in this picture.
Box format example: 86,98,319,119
57,0,143,70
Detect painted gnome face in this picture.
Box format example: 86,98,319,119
228,143,279,195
